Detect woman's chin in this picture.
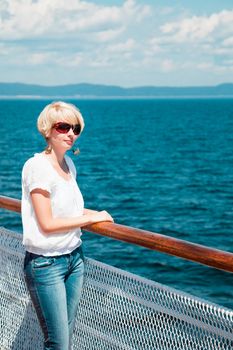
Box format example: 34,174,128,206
63,142,73,150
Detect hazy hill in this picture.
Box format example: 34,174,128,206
0,82,233,98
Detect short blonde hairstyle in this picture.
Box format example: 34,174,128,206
37,101,85,138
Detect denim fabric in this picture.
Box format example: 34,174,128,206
24,245,84,350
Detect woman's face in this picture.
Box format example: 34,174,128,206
47,119,80,152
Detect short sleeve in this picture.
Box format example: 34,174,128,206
22,158,53,194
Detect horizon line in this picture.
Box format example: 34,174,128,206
0,81,233,89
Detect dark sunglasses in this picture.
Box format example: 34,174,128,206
53,122,81,135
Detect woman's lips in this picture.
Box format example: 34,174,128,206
65,140,73,145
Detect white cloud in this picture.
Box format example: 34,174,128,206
82,39,137,68
0,43,10,56
141,9,233,76
23,50,84,68
197,61,233,73
223,59,233,66
0,0,150,39
197,62,214,70
160,10,233,43
95,27,125,42
56,54,83,67
88,55,112,68
213,47,233,55
0,0,151,72
222,36,233,46
28,53,51,65
1,2,233,86
106,39,136,53
161,59,175,72
147,37,163,55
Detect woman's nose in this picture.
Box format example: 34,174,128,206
67,127,75,136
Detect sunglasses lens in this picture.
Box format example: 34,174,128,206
73,124,81,135
54,122,81,135
54,123,70,133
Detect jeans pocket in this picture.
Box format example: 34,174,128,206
33,257,55,269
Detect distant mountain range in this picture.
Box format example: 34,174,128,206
0,82,233,98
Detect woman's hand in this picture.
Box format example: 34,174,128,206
89,210,114,224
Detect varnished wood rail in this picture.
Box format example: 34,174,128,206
0,195,233,273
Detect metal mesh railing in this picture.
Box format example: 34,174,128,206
0,226,232,350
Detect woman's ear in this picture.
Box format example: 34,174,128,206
45,137,52,154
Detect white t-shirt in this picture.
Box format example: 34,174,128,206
21,153,84,256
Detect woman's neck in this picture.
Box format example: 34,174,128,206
45,148,66,167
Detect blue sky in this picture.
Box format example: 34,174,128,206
0,0,232,87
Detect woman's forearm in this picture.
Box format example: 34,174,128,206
41,214,94,234
30,191,113,234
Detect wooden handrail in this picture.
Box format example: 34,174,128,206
0,195,21,213
1,195,233,273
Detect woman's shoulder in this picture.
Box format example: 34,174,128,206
22,153,54,190
22,153,49,173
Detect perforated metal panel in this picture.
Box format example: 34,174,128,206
0,227,232,350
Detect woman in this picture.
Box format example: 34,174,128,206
22,101,113,350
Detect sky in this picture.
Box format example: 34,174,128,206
0,0,233,87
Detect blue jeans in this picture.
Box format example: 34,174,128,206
24,245,84,350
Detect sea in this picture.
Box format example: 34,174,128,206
0,98,233,309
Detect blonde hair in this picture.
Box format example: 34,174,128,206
37,101,85,139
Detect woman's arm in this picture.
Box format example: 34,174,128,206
31,189,113,234
83,208,98,215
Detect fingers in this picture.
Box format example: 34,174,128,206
91,210,114,223
100,210,114,222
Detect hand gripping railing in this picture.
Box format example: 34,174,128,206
0,195,233,273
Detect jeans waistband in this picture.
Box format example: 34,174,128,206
25,245,82,260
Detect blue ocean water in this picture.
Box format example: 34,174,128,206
0,98,233,309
